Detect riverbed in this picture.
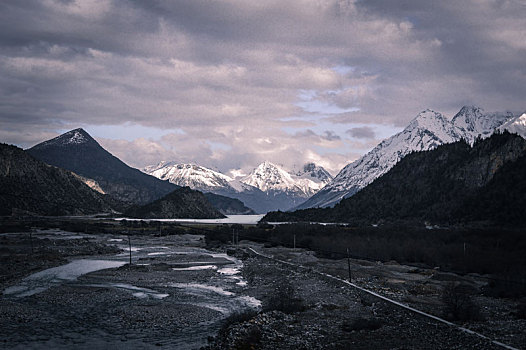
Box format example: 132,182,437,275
0,231,260,349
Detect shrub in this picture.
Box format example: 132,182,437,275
442,282,481,321
263,277,305,314
514,298,526,319
222,310,258,329
341,317,384,332
233,325,262,350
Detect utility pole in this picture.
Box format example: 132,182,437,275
232,229,235,246
347,248,352,282
293,234,296,249
128,234,132,266
29,231,34,254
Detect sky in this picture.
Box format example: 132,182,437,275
1,0,525,176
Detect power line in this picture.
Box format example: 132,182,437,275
173,223,526,286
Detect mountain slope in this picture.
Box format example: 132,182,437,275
499,112,526,138
298,106,514,209
203,193,256,215
451,105,512,144
241,161,330,197
143,161,332,213
124,187,225,219
27,129,177,205
264,131,526,226
294,162,333,184
143,162,268,212
144,162,232,191
0,143,116,216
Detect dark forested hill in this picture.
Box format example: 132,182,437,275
204,193,256,215
0,144,116,216
124,187,225,219
263,131,526,227
27,128,177,205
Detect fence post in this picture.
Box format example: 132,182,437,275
347,248,352,282
30,231,34,254
128,234,132,266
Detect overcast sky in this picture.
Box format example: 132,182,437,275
1,0,525,176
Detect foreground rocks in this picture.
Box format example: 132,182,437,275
1,229,524,350
205,246,525,350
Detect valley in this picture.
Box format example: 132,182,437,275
0,223,259,349
1,218,524,349
1,106,526,349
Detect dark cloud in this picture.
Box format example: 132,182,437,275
321,130,341,141
346,126,376,139
0,0,524,174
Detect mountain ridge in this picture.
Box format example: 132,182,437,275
263,131,526,226
27,128,178,205
0,143,117,216
143,160,332,213
297,106,518,209
124,187,225,219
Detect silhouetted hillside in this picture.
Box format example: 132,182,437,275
204,193,256,215
0,144,117,216
27,129,177,205
125,187,225,219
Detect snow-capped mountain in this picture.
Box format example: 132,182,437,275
297,106,516,209
28,128,177,205
30,128,90,150
240,161,332,197
295,162,333,184
143,160,332,213
452,106,513,144
144,162,233,191
499,112,526,138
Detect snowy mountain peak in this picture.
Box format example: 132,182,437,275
499,112,526,138
143,162,233,191
457,105,484,116
297,106,519,210
144,160,328,213
295,163,333,184
452,105,511,143
65,129,90,145
408,109,448,130
30,128,92,150
452,105,485,131
241,161,296,193
240,161,329,197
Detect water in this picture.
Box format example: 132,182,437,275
85,283,169,300
3,259,127,297
172,265,218,271
2,232,261,349
115,214,265,225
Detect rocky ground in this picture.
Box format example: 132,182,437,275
0,229,257,349
205,243,526,350
1,227,524,350
0,229,121,286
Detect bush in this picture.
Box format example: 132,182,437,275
442,282,481,321
341,317,384,332
233,325,262,350
263,277,305,314
514,299,526,319
222,310,258,329
215,310,261,350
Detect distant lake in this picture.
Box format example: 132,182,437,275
116,214,265,225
